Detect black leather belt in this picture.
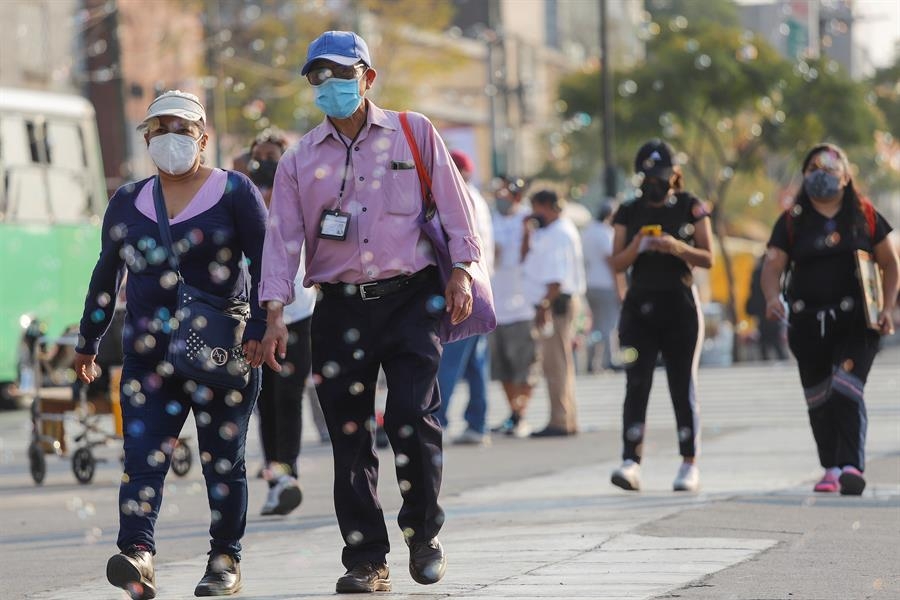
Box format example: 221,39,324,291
319,267,434,301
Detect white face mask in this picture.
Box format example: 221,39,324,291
148,133,200,175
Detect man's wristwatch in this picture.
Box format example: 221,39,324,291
452,261,474,280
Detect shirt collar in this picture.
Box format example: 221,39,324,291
308,99,395,146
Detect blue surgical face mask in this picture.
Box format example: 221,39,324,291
803,170,842,199
314,77,363,119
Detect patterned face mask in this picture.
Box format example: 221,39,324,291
803,170,842,199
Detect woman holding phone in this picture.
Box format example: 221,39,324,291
608,139,714,492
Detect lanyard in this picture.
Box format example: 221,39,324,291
332,118,365,209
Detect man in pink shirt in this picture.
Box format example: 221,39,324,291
259,31,482,594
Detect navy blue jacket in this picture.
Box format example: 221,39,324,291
76,171,268,363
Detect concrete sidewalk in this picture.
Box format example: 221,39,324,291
30,415,900,600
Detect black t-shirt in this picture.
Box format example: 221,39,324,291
613,191,709,291
768,201,892,309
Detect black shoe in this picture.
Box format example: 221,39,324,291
194,554,241,596
335,562,392,593
530,426,573,438
408,537,446,585
107,546,156,600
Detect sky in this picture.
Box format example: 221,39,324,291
854,0,900,68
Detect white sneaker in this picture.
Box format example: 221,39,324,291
453,428,491,446
511,420,532,438
673,462,699,492
611,459,641,491
261,475,303,516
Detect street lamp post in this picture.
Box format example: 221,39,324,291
600,0,616,200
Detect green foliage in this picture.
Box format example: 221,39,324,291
870,60,900,140
198,0,457,148
645,0,740,29
557,14,887,221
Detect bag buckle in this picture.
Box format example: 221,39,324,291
359,282,380,301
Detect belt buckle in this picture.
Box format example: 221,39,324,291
359,281,380,301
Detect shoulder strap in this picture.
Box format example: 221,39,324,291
151,176,181,276
860,197,876,239
399,111,435,213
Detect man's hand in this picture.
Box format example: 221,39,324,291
73,352,99,384
242,339,264,368
445,269,473,325
261,305,289,371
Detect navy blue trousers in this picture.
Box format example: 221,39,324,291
117,356,260,559
312,269,445,569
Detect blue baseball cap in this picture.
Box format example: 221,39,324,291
300,31,372,76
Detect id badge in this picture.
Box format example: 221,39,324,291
318,209,350,241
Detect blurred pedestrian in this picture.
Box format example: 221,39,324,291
435,149,494,446
523,189,586,437
247,129,316,516
259,31,482,593
609,139,713,493
582,202,624,372
489,176,541,438
761,142,899,495
745,254,787,361
73,90,267,597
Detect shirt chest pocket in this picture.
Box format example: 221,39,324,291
384,166,421,215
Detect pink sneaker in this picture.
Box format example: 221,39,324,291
813,469,840,493
838,466,866,496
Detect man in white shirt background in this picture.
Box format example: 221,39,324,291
524,189,587,437
581,202,624,372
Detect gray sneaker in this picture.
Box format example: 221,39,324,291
261,475,302,516
453,428,491,446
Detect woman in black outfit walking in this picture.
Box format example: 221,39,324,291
609,140,713,492
761,143,898,496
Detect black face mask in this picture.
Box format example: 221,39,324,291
640,178,670,203
248,158,278,188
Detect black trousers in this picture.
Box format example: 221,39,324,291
311,268,444,569
617,285,703,462
788,307,879,471
258,316,311,480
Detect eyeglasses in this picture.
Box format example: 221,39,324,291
306,63,366,86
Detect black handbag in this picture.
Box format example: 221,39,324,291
152,177,251,389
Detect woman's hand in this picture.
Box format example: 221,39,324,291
877,310,895,336
73,352,99,384
765,296,787,323
645,233,680,255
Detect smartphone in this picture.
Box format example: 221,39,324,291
640,224,662,237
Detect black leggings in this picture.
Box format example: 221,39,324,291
618,286,703,462
257,316,312,480
787,308,879,471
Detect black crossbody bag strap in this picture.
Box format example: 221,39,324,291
151,176,182,278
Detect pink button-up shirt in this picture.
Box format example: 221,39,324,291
259,101,482,306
